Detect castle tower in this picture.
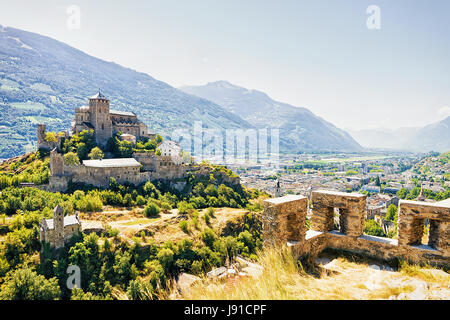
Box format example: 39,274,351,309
88,92,113,146
37,124,46,149
53,205,65,248
50,148,65,176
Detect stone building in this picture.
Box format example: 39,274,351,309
158,140,183,165
39,205,81,249
71,92,152,146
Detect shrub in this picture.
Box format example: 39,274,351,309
201,228,216,248
203,212,211,225
206,207,215,217
144,203,160,217
136,195,146,206
179,220,189,233
76,195,103,212
159,201,172,212
177,201,194,215
123,194,134,207
364,220,385,237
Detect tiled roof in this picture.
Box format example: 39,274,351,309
90,92,108,100
110,110,136,117
82,158,141,168
44,215,80,230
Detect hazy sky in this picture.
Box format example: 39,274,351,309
0,0,449,130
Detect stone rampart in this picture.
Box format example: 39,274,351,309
263,191,450,267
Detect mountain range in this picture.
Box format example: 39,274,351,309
0,26,251,158
348,116,450,152
180,81,363,153
1,25,445,159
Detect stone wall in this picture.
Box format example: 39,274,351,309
37,124,61,151
263,191,450,267
133,151,156,171
262,195,307,246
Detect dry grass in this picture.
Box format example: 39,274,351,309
399,261,450,284
178,246,450,300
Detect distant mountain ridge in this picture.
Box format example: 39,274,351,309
0,26,252,158
180,81,363,153
348,116,450,152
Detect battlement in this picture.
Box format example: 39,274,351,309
263,191,450,267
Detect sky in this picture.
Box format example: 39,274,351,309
0,0,449,131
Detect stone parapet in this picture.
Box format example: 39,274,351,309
263,192,450,268
262,195,307,247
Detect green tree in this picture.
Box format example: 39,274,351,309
88,147,104,160
157,248,174,272
0,267,61,300
44,132,58,142
385,204,398,223
364,220,385,237
64,152,80,166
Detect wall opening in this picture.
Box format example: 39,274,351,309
333,207,348,234
427,219,440,249
333,208,340,231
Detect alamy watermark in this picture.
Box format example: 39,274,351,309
172,121,280,169
367,5,381,30
66,265,81,290
66,5,81,31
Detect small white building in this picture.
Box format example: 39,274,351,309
158,140,182,165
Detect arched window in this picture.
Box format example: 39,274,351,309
102,124,104,130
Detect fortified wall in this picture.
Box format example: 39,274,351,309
45,150,240,192
262,190,450,267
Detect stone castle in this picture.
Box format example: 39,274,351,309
37,92,154,149
72,92,152,146
262,191,449,267
36,92,240,193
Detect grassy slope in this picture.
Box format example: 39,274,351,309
178,246,450,300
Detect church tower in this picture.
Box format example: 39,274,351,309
53,205,65,248
417,185,426,202
89,92,113,146
275,179,281,197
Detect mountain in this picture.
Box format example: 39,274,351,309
0,26,252,158
180,81,363,153
348,117,450,152
347,127,420,151
408,116,450,152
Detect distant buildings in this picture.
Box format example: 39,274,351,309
361,185,381,194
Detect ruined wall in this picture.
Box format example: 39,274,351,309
133,151,156,171
37,124,61,151
263,191,450,267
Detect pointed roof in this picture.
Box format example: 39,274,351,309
53,205,63,215
90,92,108,100
417,185,426,201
